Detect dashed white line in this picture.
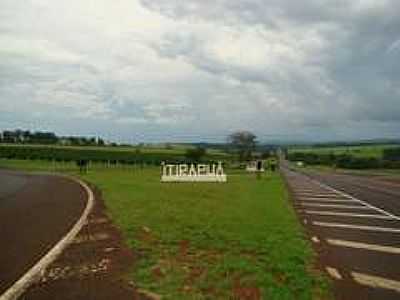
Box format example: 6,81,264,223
352,272,400,293
326,267,342,280
313,221,400,233
294,189,325,193
327,238,400,254
296,193,343,198
304,210,394,219
300,203,370,209
299,198,357,203
311,236,320,243
310,178,400,221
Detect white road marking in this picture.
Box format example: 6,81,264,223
300,203,370,209
311,178,400,221
311,236,320,243
72,232,110,244
299,198,357,203
304,219,308,224
327,238,400,254
313,221,400,233
89,217,108,225
296,193,342,197
352,272,400,293
326,267,342,280
0,175,95,300
304,210,394,219
294,189,326,193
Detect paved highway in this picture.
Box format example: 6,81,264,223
0,170,86,296
282,165,400,300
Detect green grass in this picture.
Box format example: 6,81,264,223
289,144,398,159
0,159,331,299
0,143,229,157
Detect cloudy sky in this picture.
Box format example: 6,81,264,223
1,0,399,143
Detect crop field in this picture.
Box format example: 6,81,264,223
0,143,229,155
288,144,398,159
0,159,330,299
0,144,230,164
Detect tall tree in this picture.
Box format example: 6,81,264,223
228,131,257,161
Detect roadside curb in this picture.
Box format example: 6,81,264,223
0,174,94,300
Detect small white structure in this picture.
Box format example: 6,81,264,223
246,160,264,172
161,162,227,182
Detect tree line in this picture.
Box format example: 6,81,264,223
288,148,400,169
0,129,105,146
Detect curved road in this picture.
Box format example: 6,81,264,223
0,170,87,296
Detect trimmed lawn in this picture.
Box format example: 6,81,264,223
82,168,330,299
0,159,331,299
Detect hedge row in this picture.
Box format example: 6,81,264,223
0,145,229,165
288,152,400,169
383,147,400,161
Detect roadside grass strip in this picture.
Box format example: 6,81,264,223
352,272,400,293
326,239,400,254
81,167,332,299
312,221,400,233
303,210,395,219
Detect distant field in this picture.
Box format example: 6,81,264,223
0,159,331,299
289,144,398,159
0,143,229,156
0,144,231,164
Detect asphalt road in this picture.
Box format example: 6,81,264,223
0,170,86,296
307,171,400,216
282,165,400,300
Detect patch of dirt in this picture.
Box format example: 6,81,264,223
232,278,261,300
23,184,150,300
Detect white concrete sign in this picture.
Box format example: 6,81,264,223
246,160,264,172
161,162,227,182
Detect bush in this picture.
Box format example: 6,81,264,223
0,145,225,165
383,147,400,161
185,147,206,162
288,151,396,169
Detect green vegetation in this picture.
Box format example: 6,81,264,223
0,159,331,299
0,144,230,165
288,144,400,170
289,144,398,159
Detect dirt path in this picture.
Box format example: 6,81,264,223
22,184,148,300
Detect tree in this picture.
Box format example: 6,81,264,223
185,147,206,162
228,131,257,161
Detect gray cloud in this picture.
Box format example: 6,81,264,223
0,0,399,142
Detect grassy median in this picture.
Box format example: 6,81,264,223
0,159,331,299
82,168,330,299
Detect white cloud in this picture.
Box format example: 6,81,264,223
0,0,399,142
